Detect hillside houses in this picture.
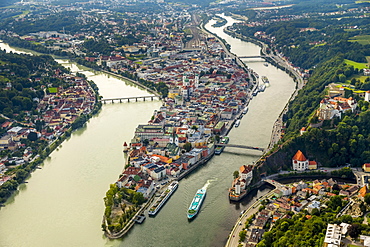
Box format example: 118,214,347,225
317,97,357,121
0,71,97,175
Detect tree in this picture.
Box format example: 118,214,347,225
239,230,247,242
364,193,370,205
132,192,145,205
332,183,340,192
233,170,239,179
348,223,361,238
183,142,192,152
27,132,38,141
327,196,343,211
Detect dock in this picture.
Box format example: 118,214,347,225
134,215,146,224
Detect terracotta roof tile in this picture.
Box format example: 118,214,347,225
292,150,307,161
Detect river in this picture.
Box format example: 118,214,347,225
0,14,295,247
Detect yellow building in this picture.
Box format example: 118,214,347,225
363,163,370,173
168,88,180,99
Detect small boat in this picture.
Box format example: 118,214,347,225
263,63,268,67
187,188,206,220
261,76,269,83
258,84,266,92
235,120,240,127
243,107,248,114
221,136,229,144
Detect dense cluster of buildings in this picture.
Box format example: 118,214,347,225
100,14,257,199
243,178,369,247
0,73,96,181
315,82,370,122
116,59,252,198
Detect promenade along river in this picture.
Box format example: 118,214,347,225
0,15,295,247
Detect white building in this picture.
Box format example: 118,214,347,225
365,91,370,102
292,150,309,171
323,224,343,247
240,165,253,180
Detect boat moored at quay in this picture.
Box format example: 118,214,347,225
258,84,266,92
243,107,249,114
215,136,229,155
148,181,179,216
187,188,207,220
261,76,269,83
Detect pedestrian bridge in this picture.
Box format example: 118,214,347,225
216,143,265,152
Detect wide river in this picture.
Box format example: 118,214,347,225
0,15,295,247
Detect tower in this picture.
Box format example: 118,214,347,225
365,91,370,102
194,74,199,88
183,74,189,86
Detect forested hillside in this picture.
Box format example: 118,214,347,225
230,0,370,168
0,50,69,124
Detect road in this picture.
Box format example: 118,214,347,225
226,189,277,247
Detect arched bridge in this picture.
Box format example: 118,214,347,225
216,143,265,152
99,96,161,103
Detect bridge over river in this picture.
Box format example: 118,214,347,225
215,143,265,152
99,95,161,103
238,55,267,59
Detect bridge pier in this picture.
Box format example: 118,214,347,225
151,96,153,101
111,100,114,103
143,97,145,101
119,99,122,103
128,98,130,102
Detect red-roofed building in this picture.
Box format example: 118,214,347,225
309,161,317,170
239,165,253,180
123,167,141,176
292,150,309,171
292,150,317,171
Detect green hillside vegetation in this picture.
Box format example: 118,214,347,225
349,35,370,45
269,55,370,167
0,50,69,119
230,0,370,169
344,59,369,69
233,0,370,70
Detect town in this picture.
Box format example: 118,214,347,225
0,0,370,246
0,54,99,191
228,150,370,247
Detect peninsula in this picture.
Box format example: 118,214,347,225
101,13,264,238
